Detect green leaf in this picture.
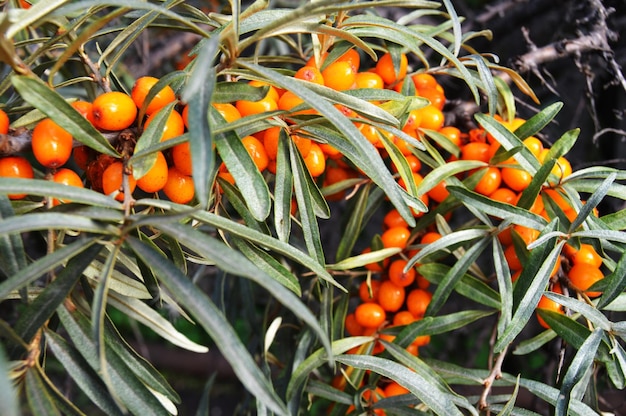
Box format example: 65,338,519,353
273,127,293,243
596,249,626,309
493,239,513,336
0,345,19,416
495,239,565,352
126,237,289,415
447,185,547,230
535,309,588,349
25,367,62,416
0,237,100,300
418,263,501,309
212,110,271,222
496,375,521,416
544,293,611,331
182,37,218,209
0,178,122,208
513,102,563,141
513,329,558,356
45,330,124,416
425,235,492,315
14,243,102,343
0,196,28,278
11,75,118,157
286,336,374,401
56,306,171,416
569,172,616,232
328,247,401,271
337,354,464,416
556,329,603,416
231,237,301,296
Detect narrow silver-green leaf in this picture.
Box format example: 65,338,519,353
0,345,19,416
493,238,513,336
273,127,293,243
569,172,616,232
0,196,28,278
544,293,611,331
556,328,603,416
328,247,401,271
25,367,62,416
513,102,563,141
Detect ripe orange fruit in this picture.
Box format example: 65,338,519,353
51,167,84,205
355,71,384,89
489,187,517,205
393,310,416,326
72,146,92,171
345,313,364,336
383,209,409,229
567,243,603,268
412,73,438,90
92,92,138,131
502,166,532,192
504,244,523,271
136,151,168,193
303,142,326,177
474,166,502,196
212,102,242,124
536,283,564,329
388,258,416,287
0,156,34,199
568,263,604,297
163,166,195,204
523,136,544,158
242,135,269,171
31,118,73,168
336,48,361,72
131,76,177,115
236,94,277,117
421,231,442,244
384,381,410,397
19,0,31,8
294,65,325,85
322,61,356,91
428,180,450,203
172,142,192,176
102,161,136,201
381,226,411,249
248,80,280,102
402,109,423,134
0,108,9,134
71,100,95,124
322,165,351,201
376,52,408,85
359,280,381,303
418,87,446,111
461,142,491,163
406,289,432,317
439,126,462,147
417,105,444,131
354,302,386,328
378,280,406,312
144,108,185,141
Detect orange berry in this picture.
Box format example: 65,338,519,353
171,142,192,176
502,166,532,192
0,156,34,199
392,154,421,174
383,209,409,229
355,71,384,89
144,109,185,142
354,302,386,328
277,90,304,112
378,280,406,312
211,102,242,124
136,151,168,193
542,188,572,211
428,180,450,203
359,280,381,303
536,283,565,329
376,52,408,85
303,142,326,177
248,80,280,102
131,76,177,115
102,161,136,201
72,146,92,171
92,92,138,131
242,135,269,171
345,313,364,336
0,109,8,134
392,310,416,326
568,243,603,268
489,187,517,205
406,289,432,317
71,100,95,125
439,126,462,147
163,166,195,204
381,226,411,249
418,87,445,111
361,247,390,272
512,224,540,246
19,0,31,9
461,142,491,163
51,167,84,205
421,231,442,244
292,134,312,158
384,381,410,397
322,61,356,91
236,95,278,117
322,166,351,201
523,136,544,158
402,109,423,133
294,66,325,85
568,263,604,297
388,259,415,287
31,118,73,168
474,166,502,196
336,48,361,72
504,244,523,271
417,105,444,131
552,156,572,180
412,73,439,90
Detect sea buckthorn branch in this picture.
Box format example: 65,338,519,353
479,343,509,411
0,129,132,156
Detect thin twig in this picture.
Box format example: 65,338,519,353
479,344,509,411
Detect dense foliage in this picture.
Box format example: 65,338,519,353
1,1,626,415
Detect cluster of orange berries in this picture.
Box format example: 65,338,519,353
0,76,199,204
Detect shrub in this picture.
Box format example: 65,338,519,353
0,1,625,415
